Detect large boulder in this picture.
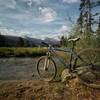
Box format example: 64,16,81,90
61,69,76,83
78,71,96,83
61,68,97,83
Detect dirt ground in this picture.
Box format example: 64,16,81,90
0,78,100,100
0,58,100,100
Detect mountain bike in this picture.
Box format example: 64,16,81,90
36,37,100,88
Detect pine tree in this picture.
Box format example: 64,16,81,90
24,40,30,47
78,0,100,36
96,17,100,47
77,0,100,46
0,33,6,47
60,36,68,46
17,37,25,47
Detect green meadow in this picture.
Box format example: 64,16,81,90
0,47,47,57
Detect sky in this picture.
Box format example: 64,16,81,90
0,0,80,39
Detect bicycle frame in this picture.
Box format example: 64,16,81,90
42,40,92,72
37,42,100,87
46,46,82,71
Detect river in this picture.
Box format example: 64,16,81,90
0,57,39,80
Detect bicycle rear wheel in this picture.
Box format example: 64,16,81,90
76,48,100,88
37,56,57,82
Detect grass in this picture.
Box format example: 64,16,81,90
0,47,47,57
52,51,70,81
51,82,65,95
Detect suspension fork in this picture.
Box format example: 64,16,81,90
44,58,49,70
44,52,51,71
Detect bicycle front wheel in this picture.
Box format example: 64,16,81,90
76,48,100,88
37,56,57,82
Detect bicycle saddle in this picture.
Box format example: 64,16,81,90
68,37,80,42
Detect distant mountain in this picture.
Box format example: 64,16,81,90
44,37,60,46
4,35,20,46
0,35,60,47
25,37,43,46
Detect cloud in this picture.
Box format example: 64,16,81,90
0,21,2,26
0,26,31,37
39,7,57,23
0,0,16,9
0,27,18,36
0,0,79,39
62,0,79,4
58,25,71,34
9,11,33,21
0,26,59,40
32,0,43,5
21,0,44,7
27,0,33,7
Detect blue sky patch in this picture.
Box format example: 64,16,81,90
0,0,82,39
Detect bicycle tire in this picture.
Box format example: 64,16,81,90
37,56,57,82
76,48,100,88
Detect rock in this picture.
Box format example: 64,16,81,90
93,70,100,78
79,71,96,83
76,67,90,75
61,69,71,83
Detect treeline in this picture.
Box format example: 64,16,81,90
0,34,39,47
0,34,60,47
61,0,100,48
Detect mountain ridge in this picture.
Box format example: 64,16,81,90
0,34,60,47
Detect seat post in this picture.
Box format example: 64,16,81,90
69,41,76,72
68,37,80,72
72,41,76,50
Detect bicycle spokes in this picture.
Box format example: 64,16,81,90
37,56,57,81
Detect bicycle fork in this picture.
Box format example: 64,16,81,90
44,57,50,71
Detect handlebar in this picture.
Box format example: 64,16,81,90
42,42,54,51
41,42,75,53
41,42,49,46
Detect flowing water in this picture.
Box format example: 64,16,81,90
0,57,39,80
